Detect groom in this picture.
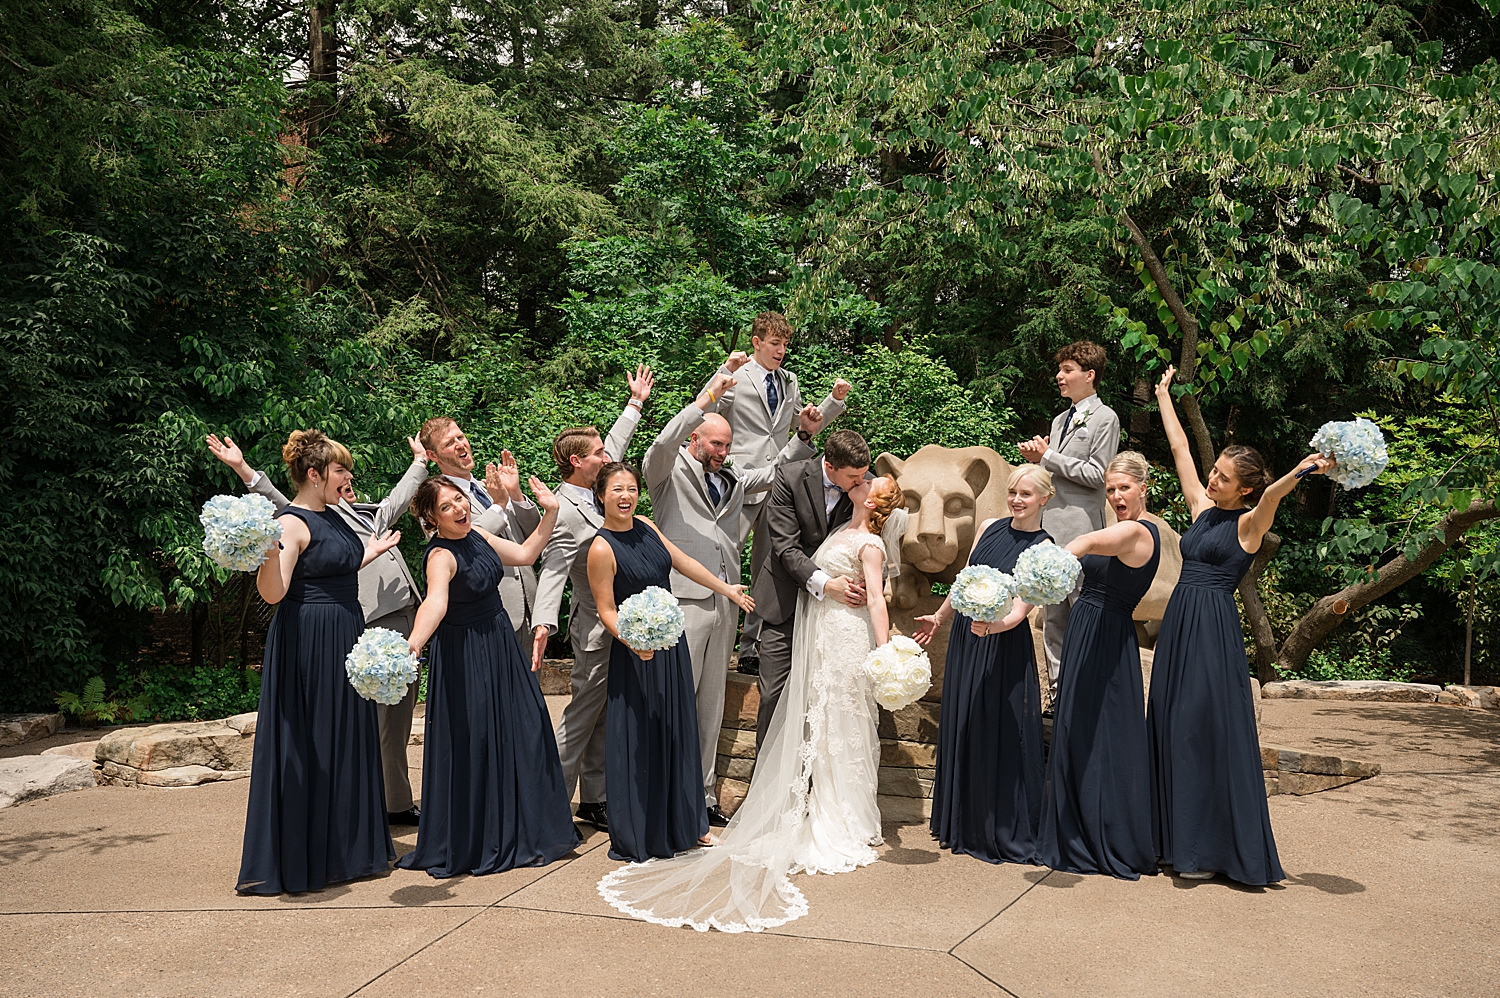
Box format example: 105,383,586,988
749,429,871,749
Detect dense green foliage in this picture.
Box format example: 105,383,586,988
2,0,1497,712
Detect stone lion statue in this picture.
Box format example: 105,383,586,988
874,444,1182,697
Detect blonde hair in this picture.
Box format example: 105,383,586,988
867,478,903,534
1006,463,1055,496
282,430,353,487
1106,450,1152,485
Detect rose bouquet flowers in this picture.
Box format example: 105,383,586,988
948,565,1016,622
862,636,932,712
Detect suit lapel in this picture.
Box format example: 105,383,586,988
567,491,602,528
678,448,713,508
801,459,828,540
746,360,775,422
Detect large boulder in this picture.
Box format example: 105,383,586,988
0,713,65,748
0,755,97,809
95,713,257,787
1262,680,1441,703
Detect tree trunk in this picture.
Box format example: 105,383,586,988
639,0,659,31
510,15,526,72
1118,209,1216,472
1238,532,1281,684
1464,574,1475,686
307,1,338,146
1276,500,1500,673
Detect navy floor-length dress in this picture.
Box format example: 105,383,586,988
1040,522,1160,881
600,519,708,863
398,532,579,877
238,506,394,894
931,518,1050,865
1148,506,1285,885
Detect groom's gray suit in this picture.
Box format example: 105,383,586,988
748,455,856,748
533,406,642,807
1038,393,1120,693
247,457,428,813
643,401,812,805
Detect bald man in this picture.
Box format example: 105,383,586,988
642,370,824,824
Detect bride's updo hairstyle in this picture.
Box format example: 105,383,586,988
282,429,353,486
410,477,468,533
1106,450,1152,485
866,477,904,534
592,461,642,501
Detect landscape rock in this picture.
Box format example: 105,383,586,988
0,755,97,809
722,673,759,731
95,717,256,787
876,794,932,824
1445,685,1500,711
714,777,749,816
41,741,101,762
876,699,941,742
717,728,757,759
0,713,65,748
878,766,936,798
880,739,936,769
1261,680,1442,703
1261,742,1380,796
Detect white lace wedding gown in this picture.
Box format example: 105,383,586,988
597,528,887,932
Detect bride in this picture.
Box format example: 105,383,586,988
598,475,907,932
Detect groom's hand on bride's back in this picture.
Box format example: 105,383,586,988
825,575,867,607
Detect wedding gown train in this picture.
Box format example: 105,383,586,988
597,529,887,932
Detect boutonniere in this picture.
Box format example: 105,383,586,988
1073,407,1093,429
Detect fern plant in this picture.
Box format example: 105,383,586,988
55,677,148,727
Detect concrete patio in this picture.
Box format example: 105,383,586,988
2,697,1496,997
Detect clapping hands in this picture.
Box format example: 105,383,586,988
484,450,521,503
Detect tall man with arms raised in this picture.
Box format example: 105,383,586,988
1018,340,1120,707
529,366,653,831
206,432,429,827
707,311,851,674
643,364,824,825
749,429,872,748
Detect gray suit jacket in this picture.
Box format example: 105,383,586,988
705,358,846,512
471,493,540,632
531,405,642,650
248,458,427,623
749,455,855,626
1039,396,1121,546
643,402,814,601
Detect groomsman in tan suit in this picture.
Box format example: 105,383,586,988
643,365,823,825
529,366,653,832
705,312,851,673
206,432,429,826
1018,341,1120,707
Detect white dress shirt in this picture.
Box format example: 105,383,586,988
806,462,845,600
1043,392,1099,463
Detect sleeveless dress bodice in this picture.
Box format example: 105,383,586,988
424,532,506,625
1076,519,1160,617
282,506,362,605
599,520,674,601
1176,506,1255,592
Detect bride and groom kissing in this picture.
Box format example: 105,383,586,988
598,428,909,932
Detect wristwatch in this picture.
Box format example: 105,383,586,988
796,429,814,443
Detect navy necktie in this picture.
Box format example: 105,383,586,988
706,473,722,508
765,372,780,416
469,480,493,510
1060,406,1076,440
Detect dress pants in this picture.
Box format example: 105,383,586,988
755,613,797,750
554,639,611,805
682,592,738,806
737,502,770,658
369,605,419,813
1042,587,1081,700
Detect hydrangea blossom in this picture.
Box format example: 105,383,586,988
617,586,687,651
1011,543,1082,607
200,493,283,572
948,565,1015,623
1309,418,1389,489
862,636,932,712
345,627,420,705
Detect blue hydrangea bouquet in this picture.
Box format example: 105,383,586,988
200,493,283,572
345,627,420,705
948,565,1016,622
1308,418,1389,489
617,586,687,651
1011,543,1083,606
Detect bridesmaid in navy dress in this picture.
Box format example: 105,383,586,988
397,475,580,878
586,463,756,863
1149,366,1330,884
238,430,400,894
1039,451,1161,881
915,464,1054,865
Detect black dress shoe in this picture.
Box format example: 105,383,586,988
576,801,609,831
388,807,421,826
706,805,731,828
736,656,760,676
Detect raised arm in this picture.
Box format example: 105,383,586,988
860,542,890,646
1154,366,1209,516
256,513,309,604
1240,454,1332,549
207,433,291,511
602,363,654,461
1066,522,1153,565
643,379,733,491
406,547,455,656
360,530,403,568
369,437,430,534
471,477,559,566
641,517,754,612
738,405,822,494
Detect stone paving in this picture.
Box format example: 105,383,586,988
1,698,1497,997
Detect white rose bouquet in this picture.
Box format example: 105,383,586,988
862,635,932,712
1308,418,1389,489
200,493,283,572
1011,543,1083,607
345,627,421,705
948,565,1015,623
617,586,687,651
